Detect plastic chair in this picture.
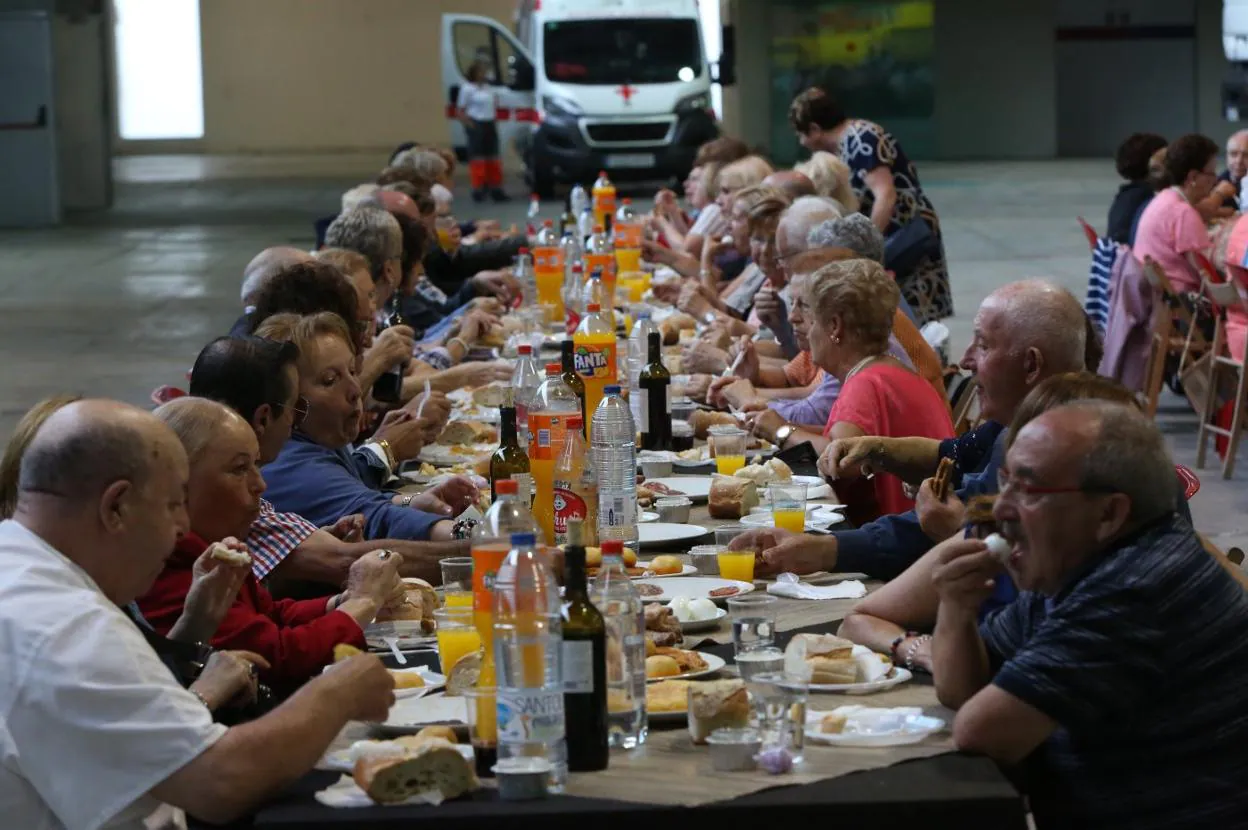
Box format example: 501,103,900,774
1077,217,1100,252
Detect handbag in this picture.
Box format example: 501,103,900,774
884,216,939,278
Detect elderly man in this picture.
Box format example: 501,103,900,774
324,205,403,312
1218,129,1248,210
231,247,313,337
761,169,816,201
733,279,1088,580
931,401,1248,828
0,399,394,828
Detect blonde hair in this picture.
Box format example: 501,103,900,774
392,149,449,183
255,311,357,363
0,394,81,519
316,247,371,280
806,258,899,354
795,151,860,213
153,397,244,464
735,186,790,237
718,155,774,195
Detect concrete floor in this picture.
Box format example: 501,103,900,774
0,154,1242,549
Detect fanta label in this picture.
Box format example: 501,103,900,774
573,343,617,380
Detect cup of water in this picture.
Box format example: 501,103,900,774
727,594,777,656
735,646,784,680
748,671,807,763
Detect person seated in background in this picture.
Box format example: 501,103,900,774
0,398,396,828
1106,132,1167,244
931,401,1248,829
794,150,860,214
1133,133,1219,294
423,185,527,297
255,312,477,541
651,135,751,258
138,397,403,692
731,279,1088,581
232,247,313,336
188,335,463,588
1211,129,1248,212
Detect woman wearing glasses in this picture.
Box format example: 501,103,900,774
1132,134,1221,295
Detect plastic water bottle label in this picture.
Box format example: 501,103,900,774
630,389,649,432
497,689,566,744
562,640,595,693
600,495,636,528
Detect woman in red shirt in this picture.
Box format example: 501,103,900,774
138,396,402,692
804,258,953,524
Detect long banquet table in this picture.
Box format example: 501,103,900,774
200,465,1027,829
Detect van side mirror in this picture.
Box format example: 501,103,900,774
508,55,536,92
714,25,736,86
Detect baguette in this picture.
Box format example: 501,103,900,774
208,542,251,567
688,409,740,439
352,739,478,804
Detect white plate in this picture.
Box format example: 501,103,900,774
805,706,945,747
416,442,496,467
738,508,845,531
640,511,659,523
672,607,728,632
672,444,778,467
391,666,446,699
636,522,709,548
382,692,468,732
635,560,698,578
646,651,726,682
792,475,833,500
778,666,914,695
364,621,436,651
633,576,755,604
448,406,501,424
643,476,713,503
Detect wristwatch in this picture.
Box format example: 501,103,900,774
774,423,797,448
399,493,416,507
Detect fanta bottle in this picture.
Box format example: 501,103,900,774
592,170,617,230
527,364,581,545
533,220,565,325
613,198,643,275
573,303,619,437
584,224,616,324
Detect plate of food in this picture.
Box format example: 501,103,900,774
416,442,497,467
806,706,945,747
641,679,692,724
636,556,697,577
665,597,727,632
632,576,755,604
636,522,709,549
639,477,713,504
673,442,777,468
322,731,476,773
792,474,833,500
327,645,444,699
639,511,659,523
777,634,913,694
645,647,726,682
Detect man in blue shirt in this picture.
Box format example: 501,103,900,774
930,401,1248,829
736,279,1089,580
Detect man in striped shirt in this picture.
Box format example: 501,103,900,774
931,401,1248,828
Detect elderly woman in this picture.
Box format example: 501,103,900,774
652,136,751,258
255,312,475,541
835,373,1230,674
139,397,403,691
1133,133,1220,295
790,87,951,324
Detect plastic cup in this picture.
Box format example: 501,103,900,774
689,544,725,576
440,556,473,607
768,483,808,534
463,685,498,778
714,523,747,549
434,606,481,675
710,428,747,476
717,550,756,583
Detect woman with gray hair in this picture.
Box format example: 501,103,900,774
808,212,921,326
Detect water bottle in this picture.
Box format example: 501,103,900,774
582,268,608,314
591,386,638,549
494,531,567,791
514,248,536,309
563,261,585,334
591,539,648,748
627,311,658,425
570,183,589,218
578,206,595,243
528,193,542,222
511,344,543,448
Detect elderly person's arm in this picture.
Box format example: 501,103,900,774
821,435,943,483
274,531,468,587
861,167,898,234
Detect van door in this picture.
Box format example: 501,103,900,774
440,14,538,163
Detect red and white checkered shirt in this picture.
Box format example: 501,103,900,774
246,499,318,580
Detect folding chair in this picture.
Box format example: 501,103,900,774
1194,270,1248,478
1139,256,1198,417
1076,217,1100,252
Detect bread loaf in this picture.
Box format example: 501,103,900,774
645,654,681,678
352,739,478,804
471,383,509,407
437,420,498,445
688,679,749,744
708,474,759,519
807,656,858,685
444,650,481,696
688,409,740,439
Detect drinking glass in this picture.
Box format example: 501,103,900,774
434,606,481,675
714,523,748,549
440,557,474,608
717,549,756,583
749,672,807,763
462,685,498,778
710,427,747,476
768,482,808,534
727,594,777,656
688,544,725,576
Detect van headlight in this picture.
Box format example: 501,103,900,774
676,92,711,114
541,95,583,118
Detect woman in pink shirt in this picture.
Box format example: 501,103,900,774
804,259,953,525
1133,134,1220,294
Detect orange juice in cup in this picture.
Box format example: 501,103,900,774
710,426,747,476
434,607,481,675
717,550,756,583
439,556,474,608
769,482,809,534
443,591,474,608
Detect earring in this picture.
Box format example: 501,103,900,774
832,336,841,345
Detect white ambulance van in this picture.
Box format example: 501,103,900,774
441,0,734,197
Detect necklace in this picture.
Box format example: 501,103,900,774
844,353,887,384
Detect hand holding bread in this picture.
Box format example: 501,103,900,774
931,536,1002,613
183,539,252,640
915,478,965,543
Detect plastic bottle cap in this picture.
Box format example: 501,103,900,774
636,311,651,319
519,247,530,254
587,303,601,312
572,263,583,272
518,344,532,355
511,532,536,546
567,415,583,429
593,224,604,233
598,170,607,177
530,193,539,199
622,198,632,205
605,385,621,395
545,362,562,375
602,540,623,554
544,219,553,226
496,479,518,495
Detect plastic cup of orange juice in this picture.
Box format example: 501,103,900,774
768,483,808,534
434,606,481,675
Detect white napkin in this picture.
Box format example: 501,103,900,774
767,572,867,600
315,774,451,808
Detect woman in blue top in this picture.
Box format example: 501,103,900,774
255,311,476,542
789,86,951,325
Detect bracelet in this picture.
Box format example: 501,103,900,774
372,438,396,471
904,634,932,673
452,517,479,540
447,336,468,354
889,631,916,661
190,688,211,709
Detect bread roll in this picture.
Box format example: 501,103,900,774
656,648,707,673
708,474,760,519
437,420,498,445
688,409,740,439
353,739,478,804
688,679,749,744
471,383,508,407
789,633,854,661
413,725,457,744
208,542,251,566
646,654,681,678
820,712,848,734
808,656,858,685
445,650,481,696
389,670,426,690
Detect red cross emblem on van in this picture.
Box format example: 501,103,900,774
616,84,636,104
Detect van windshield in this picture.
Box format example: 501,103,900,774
543,18,702,85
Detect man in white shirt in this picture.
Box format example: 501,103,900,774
0,399,396,830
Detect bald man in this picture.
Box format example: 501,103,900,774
232,247,313,337
0,399,395,828
762,169,817,201
731,279,1088,582
1218,129,1248,209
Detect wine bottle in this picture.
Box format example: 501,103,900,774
560,339,587,433
638,331,672,451
561,520,609,772
490,404,531,501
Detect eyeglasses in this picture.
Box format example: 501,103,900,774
996,467,1118,501
291,396,310,427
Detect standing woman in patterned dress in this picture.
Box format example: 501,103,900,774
788,87,952,324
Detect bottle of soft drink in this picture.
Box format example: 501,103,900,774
470,480,539,777
533,220,565,324
591,386,638,549
591,539,647,749
592,170,617,229
612,198,643,275
581,268,608,318
584,224,616,321
626,311,658,425
528,363,581,545
514,248,536,309
573,303,618,435
563,262,585,334
494,531,567,791
553,414,598,547
570,182,590,219
511,344,543,449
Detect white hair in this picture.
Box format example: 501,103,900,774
431,184,454,211
794,151,860,213
807,213,884,263
153,397,245,464
778,196,845,255
341,184,380,213
990,279,1087,372
393,149,449,182
239,247,311,305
